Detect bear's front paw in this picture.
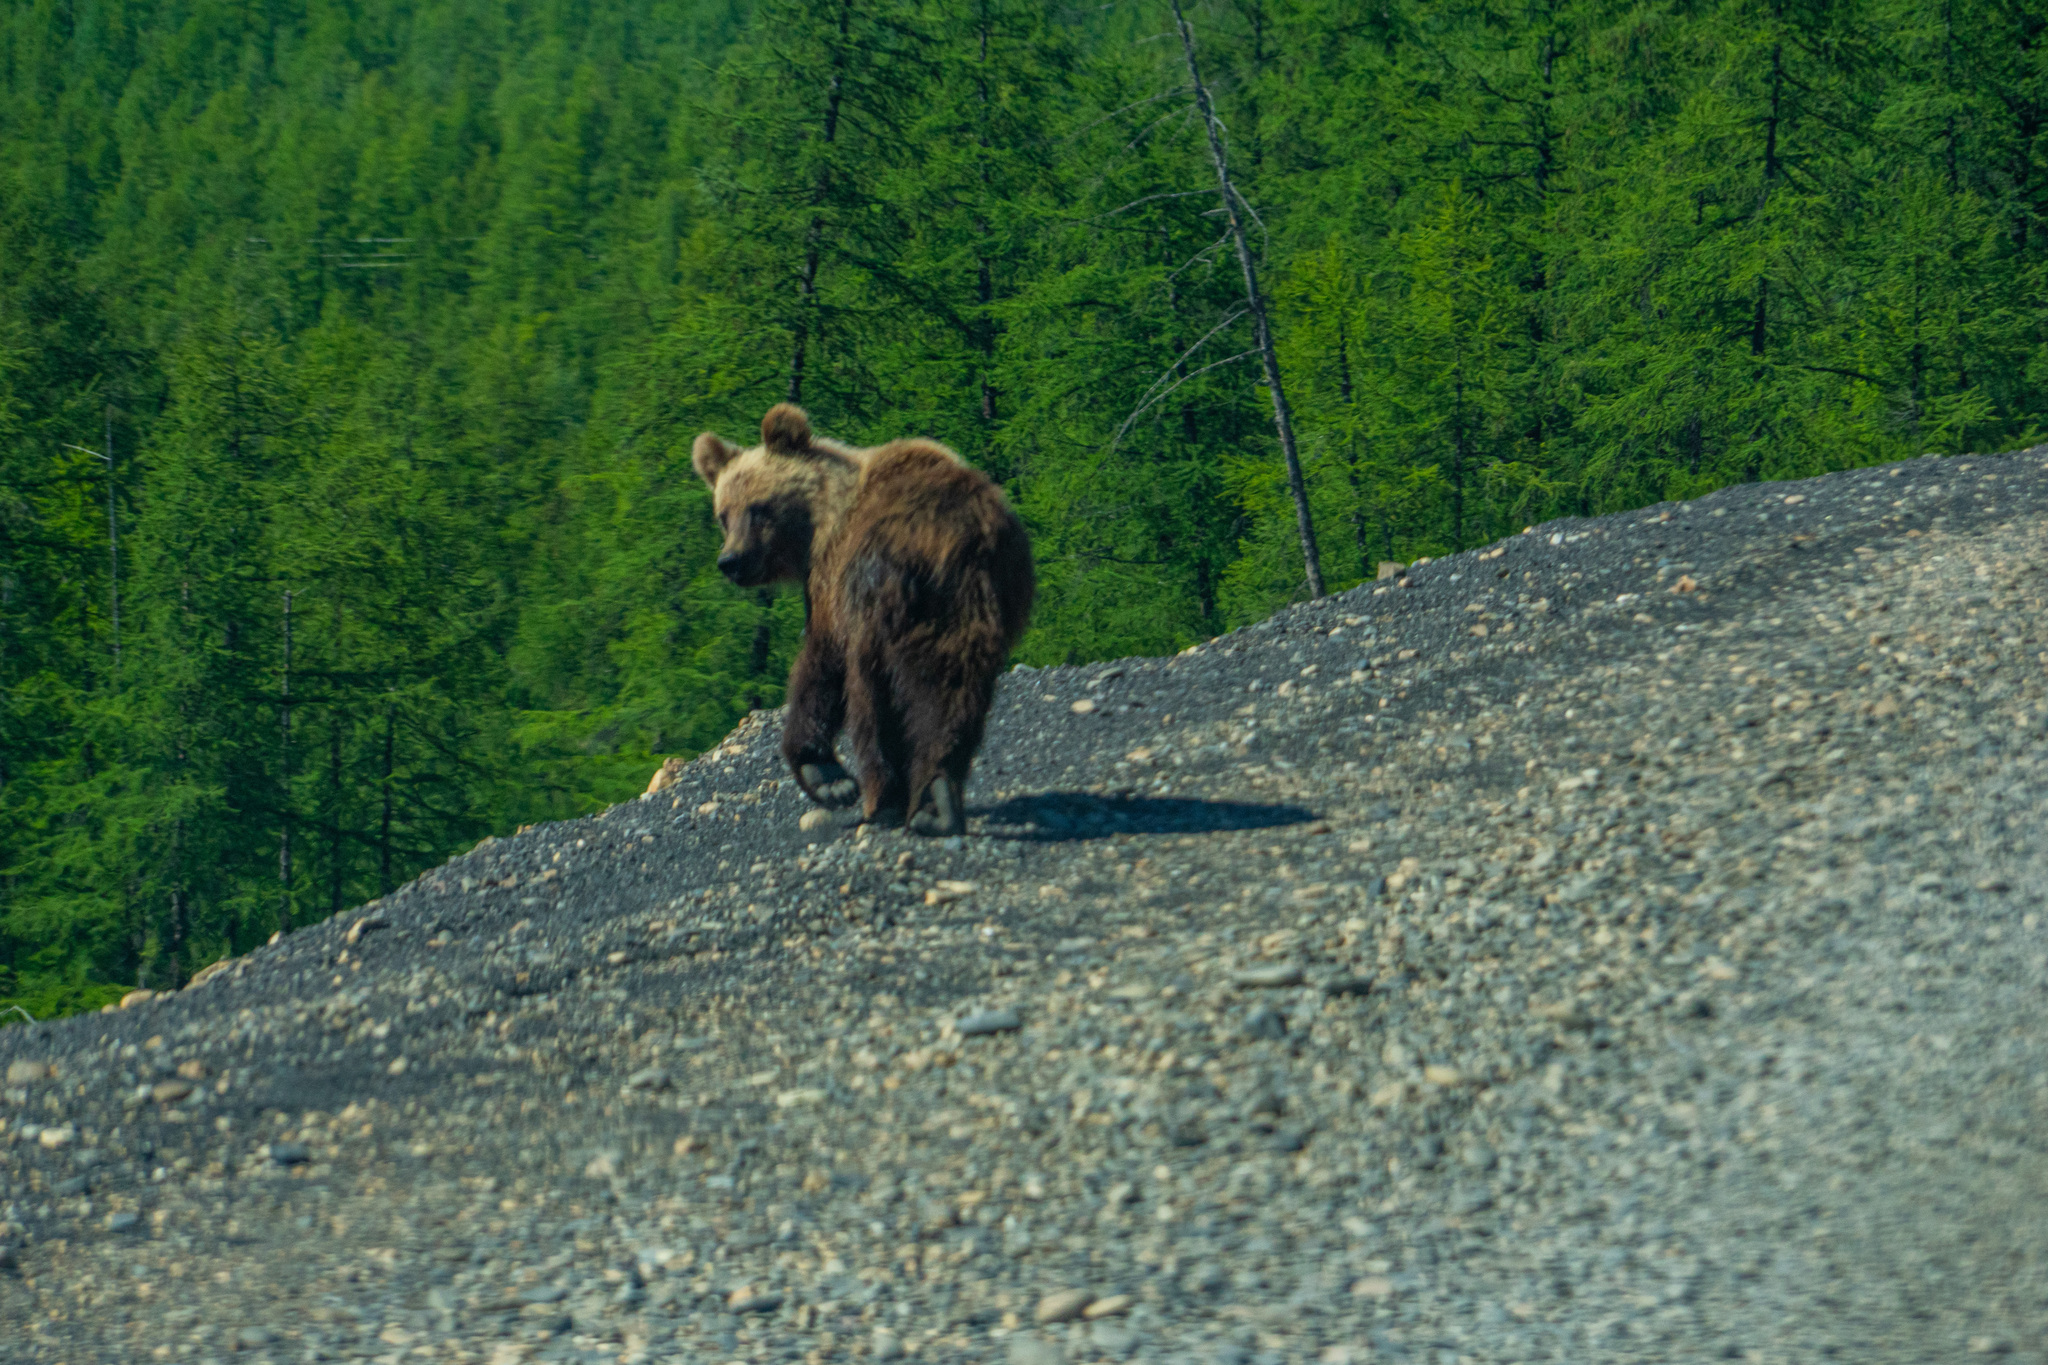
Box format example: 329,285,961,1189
909,775,965,838
799,762,861,809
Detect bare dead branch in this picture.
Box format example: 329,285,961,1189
1091,189,1215,221
1108,349,1259,452
1162,233,1233,283
1167,0,1324,597
1128,306,1249,408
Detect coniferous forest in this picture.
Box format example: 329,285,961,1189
2,0,2044,1017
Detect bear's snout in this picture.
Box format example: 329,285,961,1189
716,550,751,583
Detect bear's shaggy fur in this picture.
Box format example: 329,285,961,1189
692,404,1034,835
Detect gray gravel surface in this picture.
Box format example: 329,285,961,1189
6,448,2048,1364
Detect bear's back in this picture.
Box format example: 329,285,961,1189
826,439,1032,645
850,440,1013,547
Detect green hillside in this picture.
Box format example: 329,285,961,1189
3,0,2043,1016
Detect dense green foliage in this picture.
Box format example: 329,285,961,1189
4,0,2043,1014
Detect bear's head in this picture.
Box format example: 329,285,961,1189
692,404,858,587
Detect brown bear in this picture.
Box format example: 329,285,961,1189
691,403,1034,835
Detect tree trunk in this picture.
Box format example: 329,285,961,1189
169,883,187,987
790,0,854,404
1334,316,1370,582
975,2,997,427
1753,42,1782,359
748,587,775,711
278,589,293,931
1526,27,1557,451
1451,378,1467,549
1942,1,1959,193
1169,0,1325,599
379,707,395,896
329,715,345,917
105,402,119,686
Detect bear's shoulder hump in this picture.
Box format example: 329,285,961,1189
859,438,973,484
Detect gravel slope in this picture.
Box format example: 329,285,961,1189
6,448,2048,1365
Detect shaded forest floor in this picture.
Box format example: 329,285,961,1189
5,448,2048,1363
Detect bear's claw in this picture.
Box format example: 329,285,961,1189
800,762,861,809
909,775,965,838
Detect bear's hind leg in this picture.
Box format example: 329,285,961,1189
782,632,859,808
902,656,999,838
846,641,909,824
911,773,964,838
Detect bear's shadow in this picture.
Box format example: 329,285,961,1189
977,792,1315,842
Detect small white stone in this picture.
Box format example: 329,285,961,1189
956,1008,1022,1036
1035,1288,1094,1323
925,879,977,906
1230,964,1304,989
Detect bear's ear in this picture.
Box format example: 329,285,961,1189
761,403,813,455
692,431,740,486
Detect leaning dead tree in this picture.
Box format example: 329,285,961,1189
1168,0,1324,599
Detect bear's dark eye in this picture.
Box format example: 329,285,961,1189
750,501,773,521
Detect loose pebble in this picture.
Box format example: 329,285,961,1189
1241,1005,1287,1040
1035,1288,1095,1323
1229,964,1304,988
623,1066,670,1091
956,1007,1022,1036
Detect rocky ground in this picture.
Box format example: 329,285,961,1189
7,448,2048,1365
